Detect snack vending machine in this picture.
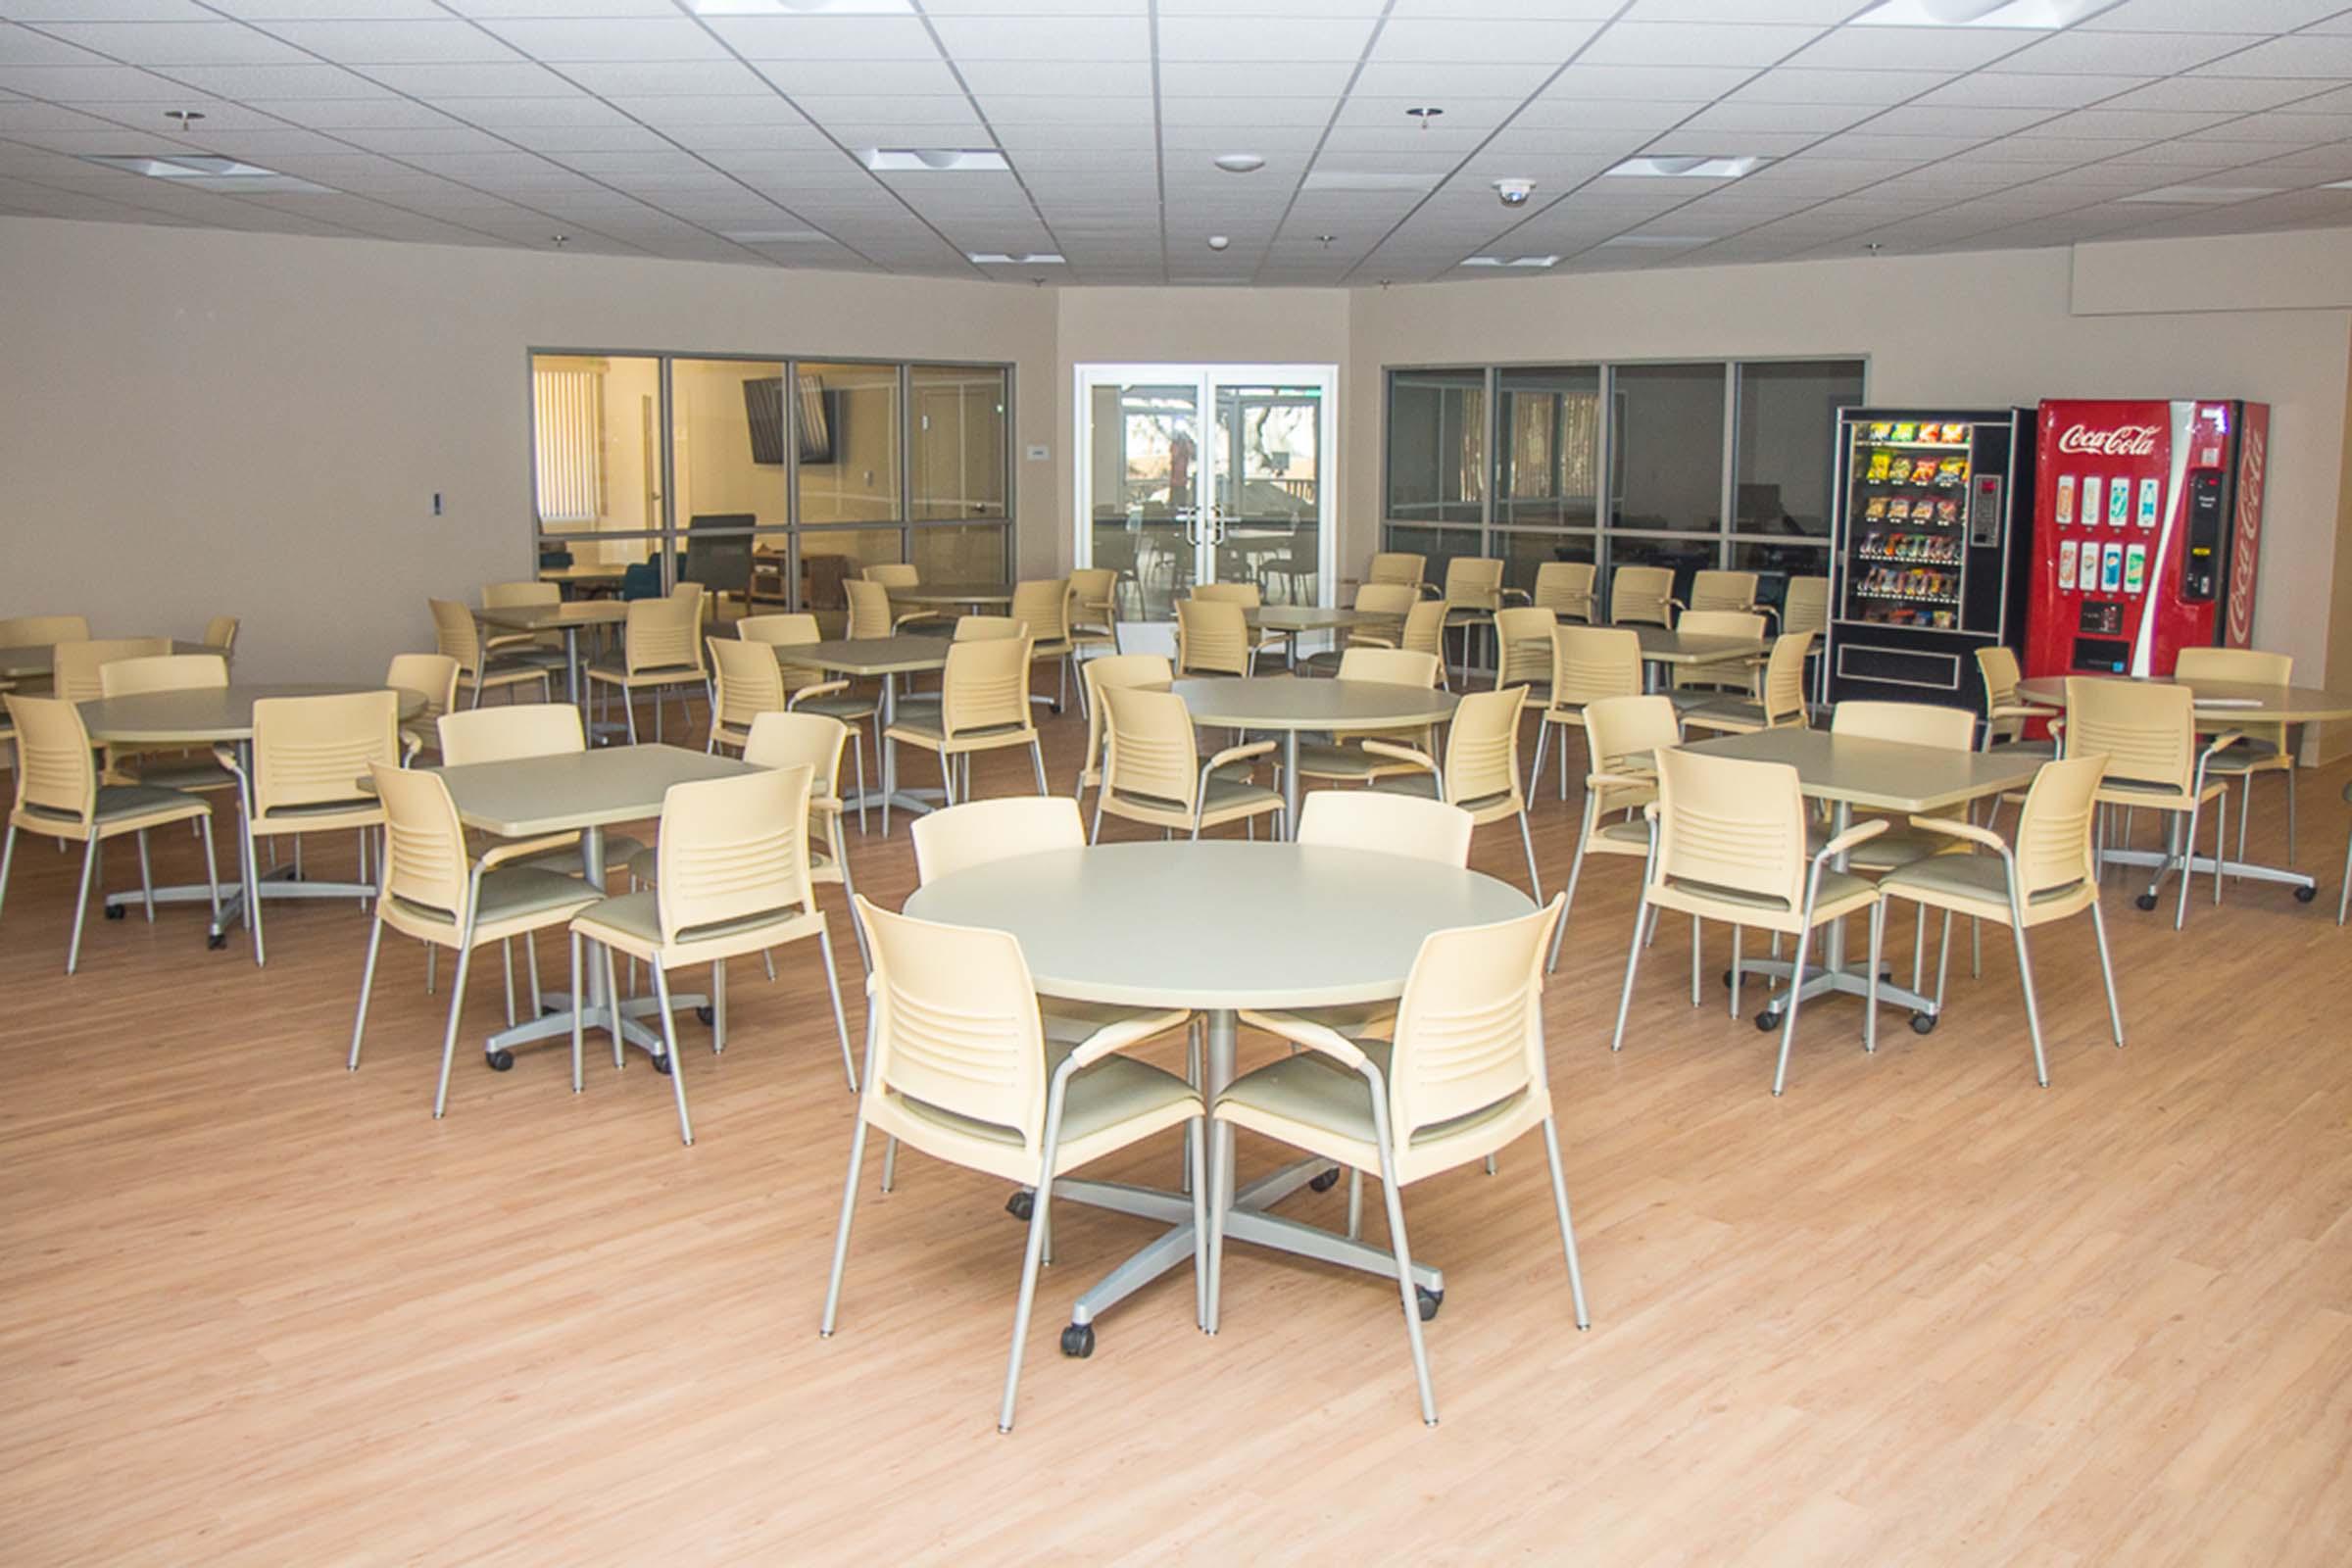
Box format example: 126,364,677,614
2024,399,2268,679
1825,408,2035,716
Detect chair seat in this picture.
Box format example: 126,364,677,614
1590,818,1649,852
1988,738,2057,761
795,694,877,723
1659,868,1877,921
474,658,555,686
1674,694,1767,726
22,784,211,832
885,715,1031,748
393,866,603,934
1279,1000,1397,1044
1217,1039,1523,1152
1805,818,1964,873
893,1051,1197,1154
586,659,700,686
1291,739,1418,781
2204,739,2288,774
1880,853,2086,923
130,757,238,793
518,831,644,879
573,889,813,951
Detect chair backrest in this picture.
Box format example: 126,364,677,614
1397,599,1446,662
1175,598,1250,677
1832,700,1974,752
252,691,399,813
482,581,559,611
941,632,1034,737
1551,624,1643,709
387,654,461,725
1368,551,1426,589
53,637,171,704
1442,686,1526,807
370,760,471,926
2174,646,2290,685
709,635,786,734
437,702,584,765
2064,677,2195,794
1610,565,1676,627
1009,578,1070,645
1079,653,1172,784
2014,752,2106,900
1675,609,1767,642
655,764,817,944
0,614,90,647
862,563,920,590
956,613,1024,642
100,653,227,698
1337,646,1441,687
1689,570,1758,613
911,796,1085,883
737,612,819,647
1297,792,1472,866
1782,577,1830,638
622,595,701,675
428,598,486,672
744,710,848,800
1494,607,1557,690
1352,581,1417,620
1068,567,1118,620
1443,556,1504,611
203,614,240,653
845,578,896,640
1102,684,1200,810
1387,899,1563,1147
857,895,1052,1153
1652,747,1806,911
1189,581,1260,608
1533,562,1596,620
1977,644,2025,710
1580,693,1678,830
5,694,98,824
1758,632,1814,724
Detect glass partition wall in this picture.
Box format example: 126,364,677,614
529,351,1010,619
1384,357,1861,629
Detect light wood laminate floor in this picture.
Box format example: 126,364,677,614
3,700,2348,1565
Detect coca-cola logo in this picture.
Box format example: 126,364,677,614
2057,423,2161,457
2228,421,2264,647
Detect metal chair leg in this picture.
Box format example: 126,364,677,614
1864,902,1884,1055
603,942,625,1070
818,927,856,1092
1609,896,1649,1053
2088,899,2125,1047
1366,1095,1439,1426
1770,917,1818,1098
135,829,155,922
2009,907,2049,1088
1517,809,1542,900
431,942,475,1118
997,1088,1068,1433
1539,1115,1591,1329
569,932,587,1093
348,918,385,1070
819,1111,870,1338
651,963,693,1146
66,835,100,974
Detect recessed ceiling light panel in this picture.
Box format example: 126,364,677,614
968,252,1064,265
1460,255,1559,269
1853,0,2105,26
1602,155,1768,179
85,153,328,193
862,148,1008,173
692,0,913,14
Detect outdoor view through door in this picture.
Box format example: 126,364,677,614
1079,365,1335,641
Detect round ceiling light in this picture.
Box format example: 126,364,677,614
1212,154,1265,173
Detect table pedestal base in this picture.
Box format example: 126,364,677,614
2097,845,2316,898
494,987,710,1065
1736,956,1933,1020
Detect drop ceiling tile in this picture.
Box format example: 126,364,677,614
1676,100,1882,135
2084,0,2343,28
436,1,681,15
1999,30,2268,75
1578,21,1824,68
255,20,530,65
1158,16,1376,59
1914,72,2148,109
1159,95,1337,127
1367,17,1601,63
1622,0,1872,18
789,94,978,125
152,63,390,98
38,21,319,66
362,62,578,97
498,122,673,154
1546,65,1761,101
816,118,992,143
335,125,523,155
1349,61,1564,97
0,62,194,99
258,96,460,129
1159,61,1358,96
474,19,728,64
609,94,808,128
2,0,219,17
2198,35,2352,77
741,59,961,97
0,25,110,67
557,60,772,96
2021,107,2241,139
974,96,1155,126
927,17,1147,60
1785,25,2040,71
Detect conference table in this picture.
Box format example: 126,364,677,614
474,600,627,712
77,682,427,957
2019,674,2352,904
1171,675,1459,834
769,633,954,828
905,840,1533,1350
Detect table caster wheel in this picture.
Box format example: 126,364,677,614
1308,1168,1342,1193
486,1049,515,1071
1005,1189,1036,1222
695,1004,714,1026
1753,1008,1780,1033
104,904,127,921
1416,1285,1444,1322
1059,1322,1095,1358
1910,1012,1938,1036
2295,884,2319,903
207,931,227,950
2134,892,2159,911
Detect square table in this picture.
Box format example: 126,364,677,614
1682,727,2046,1025
1628,625,1766,693
769,634,955,828
1245,605,1399,670
886,582,1013,612
475,600,627,712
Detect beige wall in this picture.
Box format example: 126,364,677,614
0,216,1054,684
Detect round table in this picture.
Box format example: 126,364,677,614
1171,676,1459,835
77,683,427,953
906,841,1532,1344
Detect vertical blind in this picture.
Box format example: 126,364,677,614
533,368,603,525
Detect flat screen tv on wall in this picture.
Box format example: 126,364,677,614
744,373,840,466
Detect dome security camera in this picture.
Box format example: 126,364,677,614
1494,178,1535,207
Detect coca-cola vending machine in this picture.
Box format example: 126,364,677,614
2026,399,2268,679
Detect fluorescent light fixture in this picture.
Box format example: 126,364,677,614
861,147,1008,173
1603,155,1768,179
1852,0,2104,25
969,252,1064,265
1460,255,1559,269
2116,185,2280,204
84,153,328,192
1597,234,1709,247
691,1,912,14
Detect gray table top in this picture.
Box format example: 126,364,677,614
1684,727,2045,813
888,582,1014,606
76,683,426,745
769,634,954,677
476,601,630,631
1628,626,1766,665
905,842,1534,1008
0,639,224,681
2018,674,2352,724
1246,606,1396,633
431,744,754,838
1172,675,1459,732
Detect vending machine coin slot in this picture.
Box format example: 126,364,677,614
1968,474,2003,547
2182,469,2224,601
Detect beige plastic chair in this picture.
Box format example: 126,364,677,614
1528,625,1644,801
438,702,644,889
52,636,172,706
1292,646,1442,789
1,613,90,647
1608,746,1886,1096
1189,581,1260,607
1008,577,1077,713
2177,646,2296,863
1977,645,2057,759
1609,565,1677,628
1094,684,1284,840
1533,561,1597,623
861,563,947,635
706,635,789,755
1175,597,1253,679
1074,653,1172,800
1493,606,1558,707
1679,631,1814,737
1067,566,1120,661
2063,676,2236,928
203,614,240,657
1,693,221,972
430,598,554,711
844,577,923,641
1551,693,1679,971
1669,610,1768,698
1879,752,2124,1086
1396,599,1449,688
1302,581,1417,676
479,581,566,665
585,594,704,744
950,614,1021,641
820,894,1200,1433
99,654,237,798
571,764,855,1145
1782,577,1830,641
217,690,400,965
884,632,1047,830
1824,701,1978,875
348,760,602,1116
740,612,878,833
1440,556,1514,682
1215,896,1586,1426
1688,569,1760,615
387,653,460,761
1367,551,1428,595
1365,685,1542,896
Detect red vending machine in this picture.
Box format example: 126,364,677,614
2026,399,2268,678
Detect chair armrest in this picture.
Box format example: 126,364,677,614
1499,588,1531,606
1065,1006,1194,1068
1909,815,2007,854
1235,1008,1369,1069
212,744,246,778
2202,729,2244,758
1814,817,1889,864
788,679,851,708
1360,739,1437,772
1204,738,1277,774
1586,769,1655,793
1417,582,1443,599
399,731,422,763
1349,633,1398,649
476,836,571,871
1989,702,2059,721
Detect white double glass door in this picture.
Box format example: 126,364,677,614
1076,363,1336,647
